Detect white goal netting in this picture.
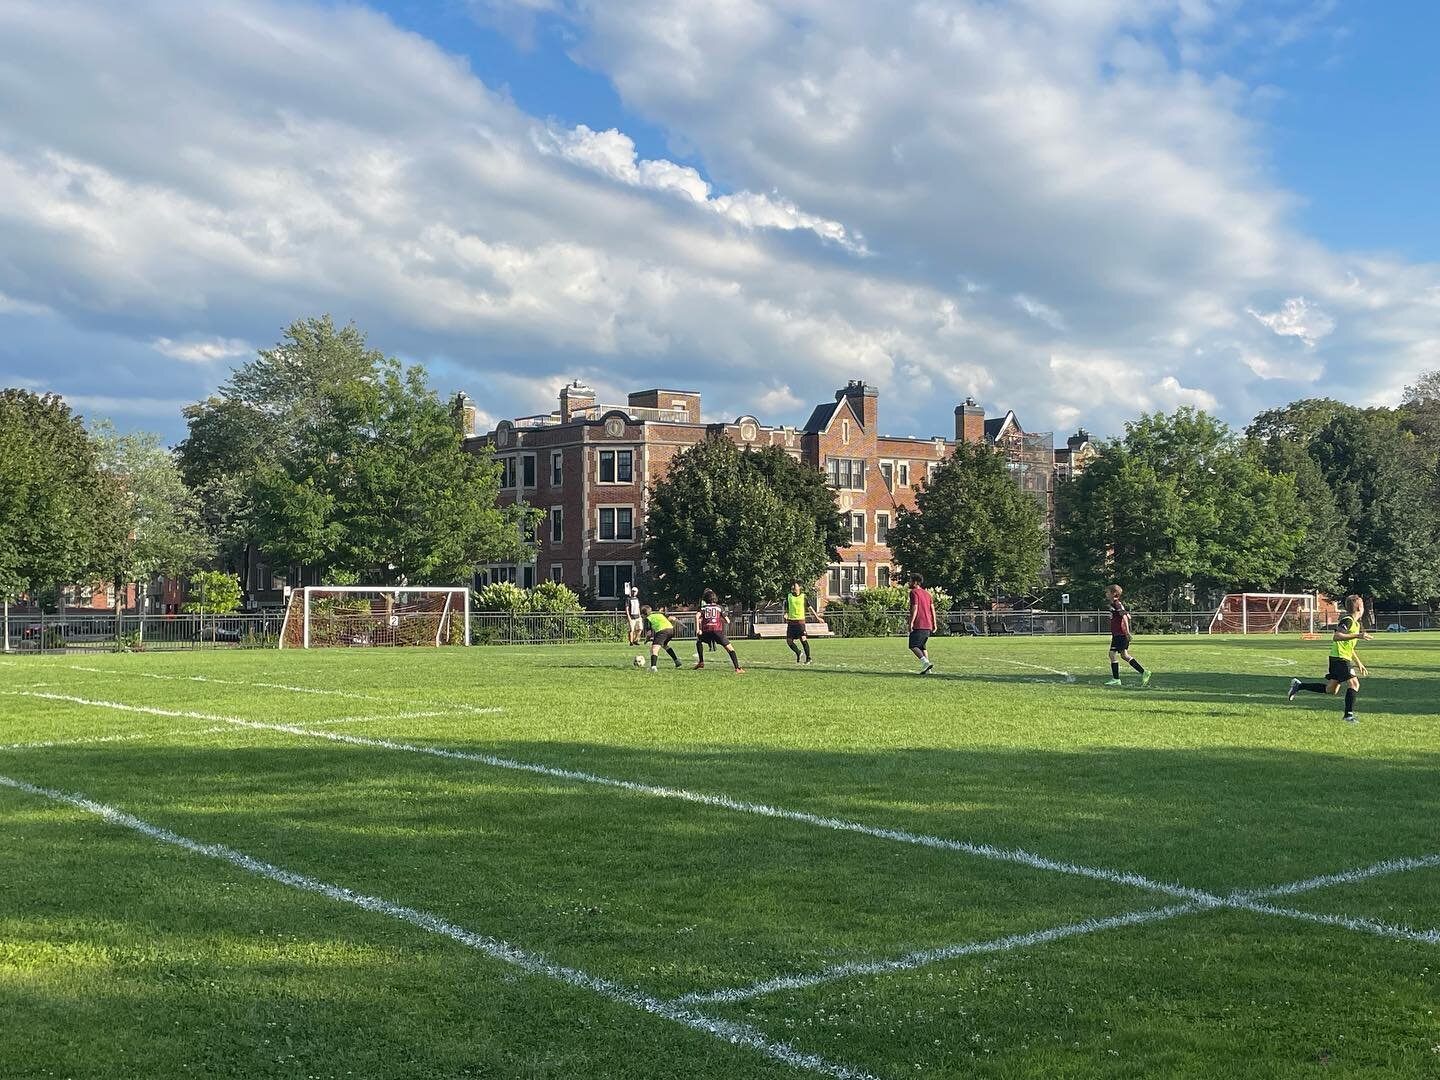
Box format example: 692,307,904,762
279,587,470,649
1208,593,1317,635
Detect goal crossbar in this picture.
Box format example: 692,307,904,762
1208,592,1316,635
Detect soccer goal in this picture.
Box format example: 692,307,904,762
1208,593,1317,635
279,587,470,649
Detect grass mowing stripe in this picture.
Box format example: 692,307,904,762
673,903,1203,1005
1232,853,1440,902
309,708,505,726
1236,902,1440,945
65,665,379,700
0,727,228,751
1,690,1218,904
0,772,878,1080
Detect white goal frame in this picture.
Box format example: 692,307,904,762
1208,592,1316,635
279,586,471,649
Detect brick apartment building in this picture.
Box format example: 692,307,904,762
465,380,1082,608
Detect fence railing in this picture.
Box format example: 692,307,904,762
3,608,1432,653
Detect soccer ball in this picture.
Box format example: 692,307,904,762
633,655,645,668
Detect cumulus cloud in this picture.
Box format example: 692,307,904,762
0,0,1435,446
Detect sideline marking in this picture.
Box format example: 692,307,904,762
1232,853,1440,901
1240,902,1440,945
977,656,1076,683
0,725,238,752
0,773,877,1080
0,691,1219,904
66,665,378,700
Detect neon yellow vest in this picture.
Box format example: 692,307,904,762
785,593,806,621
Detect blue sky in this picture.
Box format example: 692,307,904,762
0,0,1436,444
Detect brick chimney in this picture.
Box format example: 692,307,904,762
559,380,595,423
836,380,879,431
955,397,985,443
452,391,479,437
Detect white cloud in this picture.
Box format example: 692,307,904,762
754,383,802,414
152,336,253,363
1013,293,1066,331
1247,296,1336,346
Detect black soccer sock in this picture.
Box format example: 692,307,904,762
1297,682,1327,693
1128,658,1145,674
787,639,801,657
727,648,740,670
802,639,811,660
1344,687,1357,713
698,640,706,661
1111,661,1121,679
665,646,680,665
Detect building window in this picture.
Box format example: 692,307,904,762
898,462,910,486
877,513,890,544
599,449,634,484
598,506,634,541
499,457,516,488
849,512,866,544
550,564,563,583
841,419,851,445
880,461,893,488
877,566,891,589
926,462,939,484
827,564,866,598
826,457,866,491
522,454,536,487
550,506,563,544
551,451,563,486
597,563,634,599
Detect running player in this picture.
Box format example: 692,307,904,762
640,605,683,672
694,589,744,673
908,573,935,675
1288,593,1370,723
784,582,819,664
1104,584,1151,686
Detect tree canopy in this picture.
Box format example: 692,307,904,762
887,438,1046,605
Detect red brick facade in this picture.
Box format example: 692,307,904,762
467,380,1076,608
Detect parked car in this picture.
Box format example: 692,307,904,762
20,622,71,640
1385,623,1411,633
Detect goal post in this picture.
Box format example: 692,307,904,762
278,586,471,649
1208,593,1318,635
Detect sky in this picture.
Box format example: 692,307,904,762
0,0,1437,445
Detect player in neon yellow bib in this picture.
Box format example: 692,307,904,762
1288,594,1371,723
783,581,820,664
640,606,682,672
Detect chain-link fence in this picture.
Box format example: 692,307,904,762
1,612,286,653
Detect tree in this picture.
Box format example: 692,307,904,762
0,391,120,640
742,445,849,562
1309,410,1440,604
1055,409,1305,608
182,570,243,615
1249,436,1352,595
1245,398,1357,447
250,358,533,583
643,437,837,607
92,423,213,623
887,438,1046,605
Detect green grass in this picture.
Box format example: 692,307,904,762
1,635,1437,1079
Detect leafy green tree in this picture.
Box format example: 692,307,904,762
1246,398,1357,446
742,445,849,562
888,439,1046,605
91,422,213,622
1309,410,1440,604
0,390,120,620
1055,409,1305,608
644,437,835,607
182,570,243,615
250,359,532,584
1249,436,1352,595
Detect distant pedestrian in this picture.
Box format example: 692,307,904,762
626,584,643,646
908,573,935,675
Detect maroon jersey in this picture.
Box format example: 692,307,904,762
1110,601,1129,635
699,603,726,633
909,587,936,631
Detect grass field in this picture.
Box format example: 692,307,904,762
2,634,1438,1079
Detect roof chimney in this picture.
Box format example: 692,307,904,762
955,397,985,444
835,379,879,431
559,380,595,423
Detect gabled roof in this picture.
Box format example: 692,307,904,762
984,410,1020,443
803,401,838,434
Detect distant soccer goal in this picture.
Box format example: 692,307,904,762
1208,593,1317,635
279,587,470,649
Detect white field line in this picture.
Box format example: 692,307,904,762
66,665,378,701
0,773,876,1080
977,656,1076,682
1239,902,1440,945
1232,853,1440,902
2,691,1217,904
675,903,1201,1005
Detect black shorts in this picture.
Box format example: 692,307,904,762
1327,657,1357,683
786,620,807,640
652,631,674,649
1110,634,1131,652
698,629,730,648
908,629,931,651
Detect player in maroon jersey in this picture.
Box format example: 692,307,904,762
1105,584,1151,686
694,588,744,673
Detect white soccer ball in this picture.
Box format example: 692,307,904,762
633,655,645,667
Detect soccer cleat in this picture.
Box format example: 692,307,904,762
919,661,934,675
648,666,657,673
732,667,745,674
1288,678,1301,702
1104,678,1122,686
693,662,705,670
674,659,683,669
1141,670,1152,687
803,657,813,665
1343,713,1359,724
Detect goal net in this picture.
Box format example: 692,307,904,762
279,587,470,649
1208,593,1316,635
